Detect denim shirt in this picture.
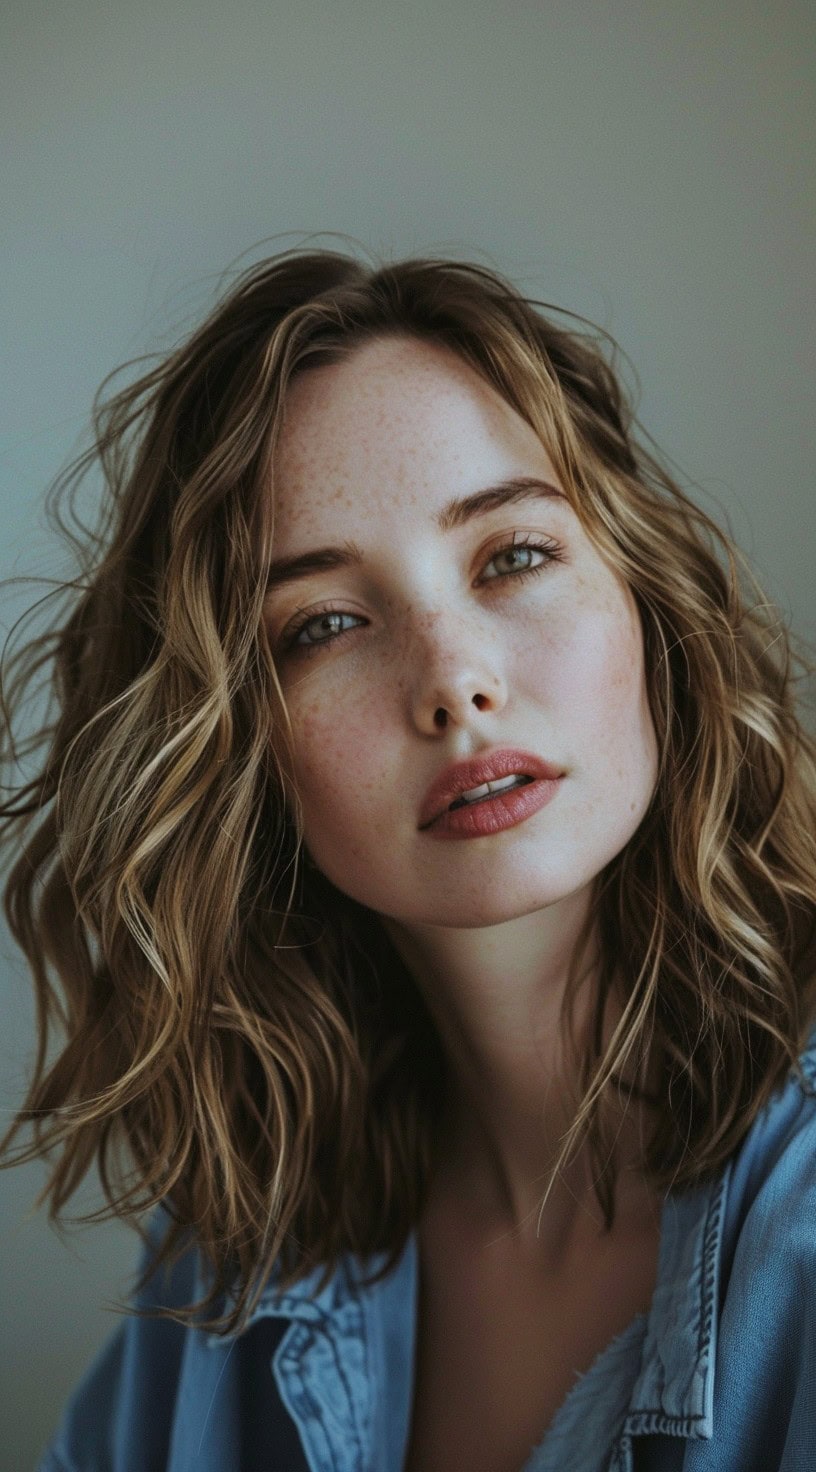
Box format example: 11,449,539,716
39,1026,816,1472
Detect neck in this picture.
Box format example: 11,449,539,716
379,885,655,1258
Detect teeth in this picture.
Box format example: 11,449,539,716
450,773,531,810
491,773,530,790
459,781,493,802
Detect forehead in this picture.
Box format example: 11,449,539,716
272,334,557,532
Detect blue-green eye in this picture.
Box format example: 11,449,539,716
291,610,361,649
282,533,564,657
481,542,551,580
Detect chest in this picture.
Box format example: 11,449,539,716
402,1204,661,1472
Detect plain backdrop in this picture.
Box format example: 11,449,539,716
1,2,814,1467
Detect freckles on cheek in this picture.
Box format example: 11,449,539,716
561,601,648,744
292,685,385,804
594,588,643,681
293,700,342,788
601,646,647,736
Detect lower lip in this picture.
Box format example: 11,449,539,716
423,777,563,840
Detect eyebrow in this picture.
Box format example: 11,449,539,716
263,476,566,593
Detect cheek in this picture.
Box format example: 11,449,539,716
593,612,658,797
288,675,389,819
544,591,657,777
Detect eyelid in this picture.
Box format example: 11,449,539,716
277,597,364,647
277,529,566,653
477,527,560,570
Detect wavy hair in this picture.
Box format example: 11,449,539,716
2,243,816,1334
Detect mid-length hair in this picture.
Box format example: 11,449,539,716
2,244,815,1334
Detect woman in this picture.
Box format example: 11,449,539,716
2,246,815,1472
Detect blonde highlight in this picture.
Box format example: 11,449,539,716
2,245,815,1335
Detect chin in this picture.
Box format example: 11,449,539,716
375,877,589,931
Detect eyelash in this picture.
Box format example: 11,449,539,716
280,533,566,658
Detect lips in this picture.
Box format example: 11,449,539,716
418,748,565,830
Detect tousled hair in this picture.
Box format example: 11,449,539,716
2,243,816,1334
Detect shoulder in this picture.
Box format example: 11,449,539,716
634,1032,816,1466
700,1031,816,1467
38,1206,307,1472
721,1025,816,1272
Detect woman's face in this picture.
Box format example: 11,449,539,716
264,334,658,929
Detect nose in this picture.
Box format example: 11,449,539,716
406,610,508,734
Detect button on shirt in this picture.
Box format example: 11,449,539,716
38,1027,816,1471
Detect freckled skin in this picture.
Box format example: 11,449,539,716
265,335,658,931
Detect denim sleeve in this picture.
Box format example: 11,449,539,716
35,1212,309,1472
682,1087,816,1472
36,1210,197,1472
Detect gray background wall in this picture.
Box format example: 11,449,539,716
2,2,814,1466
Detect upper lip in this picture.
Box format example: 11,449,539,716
418,747,565,829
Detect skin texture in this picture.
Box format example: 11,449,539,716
264,333,660,1249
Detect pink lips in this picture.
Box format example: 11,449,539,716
418,747,565,830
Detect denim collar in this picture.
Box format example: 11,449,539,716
202,1168,727,1468
204,1232,415,1340
623,1165,729,1441
204,1233,419,1472
192,1032,816,1472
